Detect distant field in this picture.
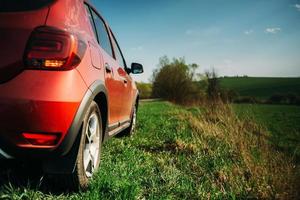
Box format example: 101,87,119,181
234,104,300,161
220,77,300,99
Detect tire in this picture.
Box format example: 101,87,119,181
51,101,103,191
119,104,137,137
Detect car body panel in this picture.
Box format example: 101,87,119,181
0,69,87,154
0,5,49,83
0,0,141,166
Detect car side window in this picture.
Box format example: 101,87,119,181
110,31,126,68
84,5,97,40
90,9,113,57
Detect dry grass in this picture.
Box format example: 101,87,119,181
176,102,299,199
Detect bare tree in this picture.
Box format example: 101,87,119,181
205,68,221,102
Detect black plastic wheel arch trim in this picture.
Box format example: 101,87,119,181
43,80,108,174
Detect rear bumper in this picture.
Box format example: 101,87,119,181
0,69,87,158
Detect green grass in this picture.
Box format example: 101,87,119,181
0,102,298,199
219,77,300,99
233,104,300,161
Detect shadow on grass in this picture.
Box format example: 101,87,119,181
0,160,77,196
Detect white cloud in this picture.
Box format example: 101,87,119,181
265,27,281,34
244,29,253,35
295,4,300,11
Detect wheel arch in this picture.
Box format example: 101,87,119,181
134,90,140,112
43,80,108,174
136,93,140,110
93,91,108,142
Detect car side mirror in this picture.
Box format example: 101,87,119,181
130,63,144,74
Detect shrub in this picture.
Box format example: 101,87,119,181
220,89,239,103
235,96,260,104
205,69,221,101
152,56,203,104
267,93,300,105
136,82,152,99
287,93,297,104
268,93,288,104
295,97,300,105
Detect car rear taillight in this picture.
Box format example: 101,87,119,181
22,132,61,146
24,26,87,70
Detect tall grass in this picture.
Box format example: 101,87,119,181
179,102,299,199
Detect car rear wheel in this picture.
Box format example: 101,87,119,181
52,101,102,191
75,101,102,189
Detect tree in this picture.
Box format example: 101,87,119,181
205,69,221,101
152,56,202,104
136,82,152,99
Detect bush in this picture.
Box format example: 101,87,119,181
152,56,203,104
136,82,152,99
205,69,221,101
234,96,260,104
268,93,288,104
220,89,239,103
267,93,300,105
287,93,297,104
295,97,300,105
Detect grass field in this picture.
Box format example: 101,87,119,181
234,104,300,161
219,77,300,99
0,102,299,199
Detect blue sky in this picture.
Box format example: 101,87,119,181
91,0,300,82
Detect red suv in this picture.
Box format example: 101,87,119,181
0,0,143,189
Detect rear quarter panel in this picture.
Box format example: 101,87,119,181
46,0,105,87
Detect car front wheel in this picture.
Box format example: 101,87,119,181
119,104,137,137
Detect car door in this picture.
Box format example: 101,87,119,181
109,30,134,122
89,9,124,126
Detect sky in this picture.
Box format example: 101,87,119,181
90,0,300,82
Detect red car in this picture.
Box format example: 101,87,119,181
0,0,143,189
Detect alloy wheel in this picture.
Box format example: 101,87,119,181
83,113,100,178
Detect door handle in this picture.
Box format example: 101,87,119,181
105,63,111,73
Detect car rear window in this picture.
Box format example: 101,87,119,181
0,0,54,12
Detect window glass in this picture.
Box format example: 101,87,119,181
91,10,113,57
85,5,97,40
111,32,126,68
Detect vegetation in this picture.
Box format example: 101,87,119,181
234,104,300,161
140,57,300,106
137,76,300,105
152,56,204,104
266,93,300,105
1,102,299,199
204,69,221,101
219,77,300,100
136,82,152,99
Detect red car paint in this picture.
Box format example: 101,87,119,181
0,0,143,160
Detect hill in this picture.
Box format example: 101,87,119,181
219,77,300,99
